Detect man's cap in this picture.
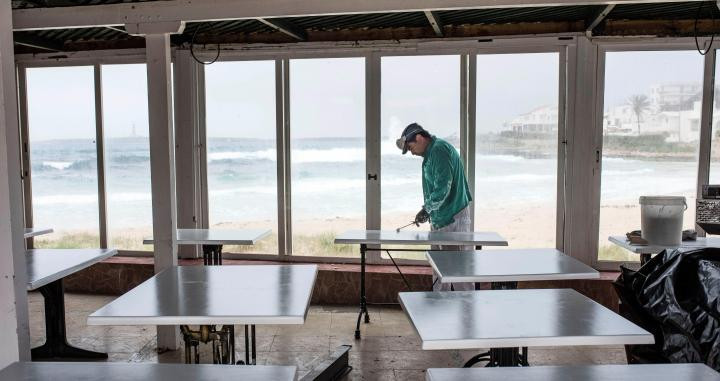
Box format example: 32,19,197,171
396,123,426,154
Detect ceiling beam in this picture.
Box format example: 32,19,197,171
13,33,62,51
105,25,127,34
12,0,707,31
257,18,307,40
585,4,614,37
424,10,444,37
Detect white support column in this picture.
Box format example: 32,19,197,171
696,50,716,236
563,36,600,266
282,58,292,256
460,55,469,169
0,0,31,366
17,66,33,247
365,53,381,262
556,46,569,252
131,21,184,350
275,58,289,257
173,49,202,258
462,53,477,229
94,64,109,249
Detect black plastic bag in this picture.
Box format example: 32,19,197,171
613,247,720,370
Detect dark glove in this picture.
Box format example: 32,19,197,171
415,208,429,224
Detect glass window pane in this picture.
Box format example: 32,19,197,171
289,58,365,257
710,52,720,183
205,61,278,254
475,53,559,249
101,64,152,251
599,51,703,261
27,66,100,248
381,55,460,259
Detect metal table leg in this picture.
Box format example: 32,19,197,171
464,281,529,368
238,325,257,365
202,244,224,266
31,279,108,360
355,244,370,339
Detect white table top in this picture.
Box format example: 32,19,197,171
609,235,720,254
427,249,599,283
334,230,508,246
88,264,317,326
0,362,297,381
24,227,53,239
26,248,118,290
143,228,272,245
425,364,720,381
399,288,653,350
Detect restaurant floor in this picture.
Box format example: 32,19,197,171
28,292,628,380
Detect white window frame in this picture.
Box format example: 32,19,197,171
14,35,575,267
592,38,715,271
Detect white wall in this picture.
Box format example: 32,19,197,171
0,0,30,368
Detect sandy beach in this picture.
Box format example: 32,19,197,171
33,198,698,263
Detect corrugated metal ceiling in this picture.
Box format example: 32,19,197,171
11,1,719,50
438,6,604,25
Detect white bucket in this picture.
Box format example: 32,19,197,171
639,196,687,246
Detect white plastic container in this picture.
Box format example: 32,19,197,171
639,196,687,246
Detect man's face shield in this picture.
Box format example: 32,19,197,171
396,135,409,154
396,133,418,154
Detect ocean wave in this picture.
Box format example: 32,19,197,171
479,173,554,182
43,161,73,170
478,154,526,163
211,185,276,196
603,168,654,176
209,147,367,164
33,192,152,206
108,192,152,202
209,149,276,162
34,194,97,206
210,178,367,197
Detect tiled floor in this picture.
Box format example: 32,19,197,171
28,292,628,380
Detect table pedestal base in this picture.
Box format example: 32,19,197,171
181,324,236,364
462,281,529,368
463,347,529,367
203,244,224,265
31,279,108,360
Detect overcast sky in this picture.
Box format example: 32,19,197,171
26,51,706,141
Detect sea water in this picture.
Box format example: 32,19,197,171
28,137,698,230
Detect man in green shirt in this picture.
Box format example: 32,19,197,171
396,123,474,291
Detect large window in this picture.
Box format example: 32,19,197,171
475,53,560,249
289,58,365,257
709,51,720,184
205,61,278,254
102,64,152,251
26,66,100,248
380,55,461,259
599,51,703,262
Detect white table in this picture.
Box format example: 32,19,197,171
427,249,599,287
426,249,600,366
399,288,653,366
24,227,53,239
609,235,720,264
0,362,297,381
89,264,317,365
143,228,271,265
26,248,117,360
425,364,720,381
334,229,508,339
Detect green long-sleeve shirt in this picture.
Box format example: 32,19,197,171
422,136,472,229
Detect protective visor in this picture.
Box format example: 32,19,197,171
396,136,409,154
